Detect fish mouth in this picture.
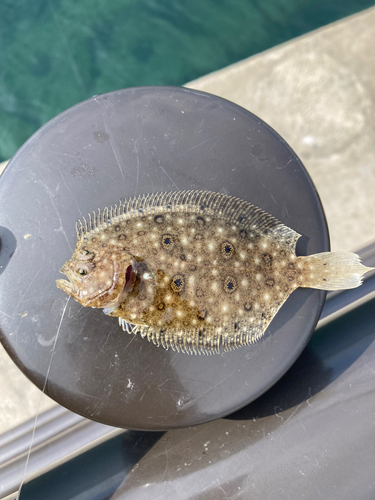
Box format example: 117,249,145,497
56,263,77,296
56,278,74,295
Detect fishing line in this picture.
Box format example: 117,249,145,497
17,296,70,499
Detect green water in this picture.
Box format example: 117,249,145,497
1,0,374,161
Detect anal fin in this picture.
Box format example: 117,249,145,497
118,318,135,334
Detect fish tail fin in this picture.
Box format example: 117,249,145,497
298,252,374,291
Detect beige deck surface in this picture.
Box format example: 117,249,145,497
1,7,375,434
186,7,375,253
0,160,8,176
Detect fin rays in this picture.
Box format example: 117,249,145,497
76,189,287,242
119,315,272,355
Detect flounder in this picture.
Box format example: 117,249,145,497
56,190,373,354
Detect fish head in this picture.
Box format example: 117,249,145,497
56,242,138,309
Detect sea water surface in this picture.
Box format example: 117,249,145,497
1,0,374,161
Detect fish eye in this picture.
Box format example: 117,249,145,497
79,249,94,261
76,268,88,276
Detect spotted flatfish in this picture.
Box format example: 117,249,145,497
56,190,373,354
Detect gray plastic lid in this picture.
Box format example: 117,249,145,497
0,86,328,430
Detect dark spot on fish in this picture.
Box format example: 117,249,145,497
237,215,245,224
91,237,97,243
138,231,145,236
180,254,186,261
196,288,204,297
197,310,208,320
263,254,273,267
152,248,158,255
221,241,235,258
323,278,327,282
162,234,174,250
189,264,197,272
154,215,164,224
244,302,252,311
157,302,165,311
102,243,108,248
114,225,121,232
266,278,275,287
286,270,296,282
196,216,205,227
171,274,185,293
118,234,126,241
155,270,164,281
239,229,247,239
261,312,265,319
224,276,237,293
288,263,295,270
199,205,207,212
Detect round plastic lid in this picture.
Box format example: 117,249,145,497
0,87,328,430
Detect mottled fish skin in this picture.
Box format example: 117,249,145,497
56,190,373,354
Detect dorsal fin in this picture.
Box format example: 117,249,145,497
76,190,288,241
268,224,301,253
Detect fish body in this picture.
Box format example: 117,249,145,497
56,191,373,354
